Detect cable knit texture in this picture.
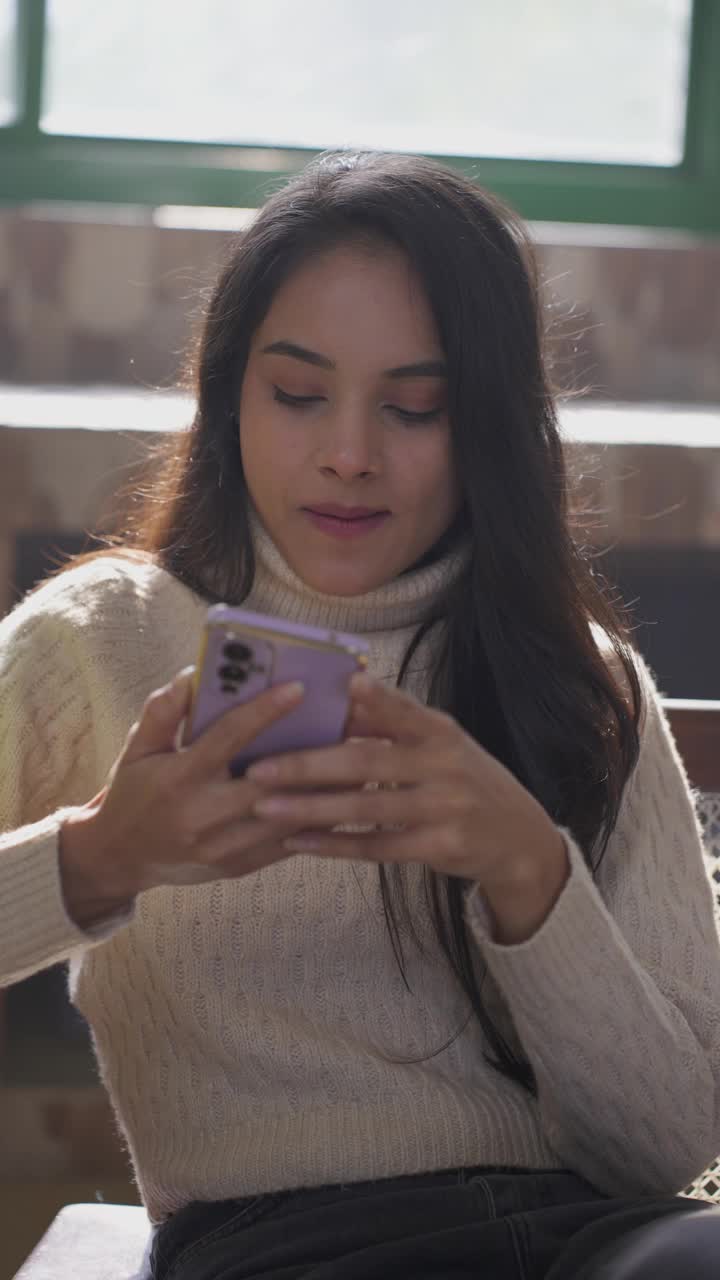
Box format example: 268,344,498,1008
1,520,720,1224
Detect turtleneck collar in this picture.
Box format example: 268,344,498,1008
245,508,469,635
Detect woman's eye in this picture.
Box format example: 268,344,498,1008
272,386,442,422
273,385,323,409
388,405,443,424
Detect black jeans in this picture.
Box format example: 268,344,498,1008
149,1165,719,1280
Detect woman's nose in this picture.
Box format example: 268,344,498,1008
314,411,381,480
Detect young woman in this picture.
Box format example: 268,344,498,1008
1,152,719,1280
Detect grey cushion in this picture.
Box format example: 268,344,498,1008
12,1203,153,1280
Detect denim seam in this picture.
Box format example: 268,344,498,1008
163,1194,286,1280
508,1214,532,1280
469,1174,497,1221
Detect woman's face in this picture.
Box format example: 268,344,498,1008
238,241,460,596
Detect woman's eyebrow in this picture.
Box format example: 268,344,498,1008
260,340,447,380
387,359,447,380
261,340,333,370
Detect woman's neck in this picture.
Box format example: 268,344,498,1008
245,508,469,635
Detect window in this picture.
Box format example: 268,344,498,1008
43,0,691,166
0,0,718,230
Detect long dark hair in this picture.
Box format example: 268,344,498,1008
63,151,642,1094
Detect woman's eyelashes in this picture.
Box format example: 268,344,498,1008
273,386,322,408
272,385,443,424
391,405,443,424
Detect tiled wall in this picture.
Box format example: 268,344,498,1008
1,207,719,403
0,211,230,387
1,420,720,619
537,233,720,404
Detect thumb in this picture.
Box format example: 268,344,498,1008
121,667,196,766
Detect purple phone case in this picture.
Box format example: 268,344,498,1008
187,606,370,776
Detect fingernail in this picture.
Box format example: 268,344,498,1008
350,672,374,693
172,665,195,688
274,681,304,704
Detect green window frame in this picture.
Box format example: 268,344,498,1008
0,0,718,229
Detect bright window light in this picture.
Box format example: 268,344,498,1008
42,0,692,166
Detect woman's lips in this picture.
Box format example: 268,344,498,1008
302,508,391,539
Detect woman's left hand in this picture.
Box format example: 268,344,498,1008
246,673,569,939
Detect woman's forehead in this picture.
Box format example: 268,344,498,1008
252,244,443,368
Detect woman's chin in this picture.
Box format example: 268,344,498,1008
294,560,394,597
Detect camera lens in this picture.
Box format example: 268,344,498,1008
219,663,248,683
223,641,252,663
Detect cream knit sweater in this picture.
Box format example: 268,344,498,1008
1,521,719,1224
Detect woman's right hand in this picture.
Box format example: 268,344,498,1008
59,667,309,928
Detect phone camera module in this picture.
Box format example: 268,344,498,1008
219,663,249,684
223,640,253,663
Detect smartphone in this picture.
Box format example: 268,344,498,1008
185,605,370,776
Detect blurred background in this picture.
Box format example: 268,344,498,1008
0,1,719,1275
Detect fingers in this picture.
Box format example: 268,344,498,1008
202,819,299,872
252,782,442,829
187,680,305,776
346,674,454,745
188,779,302,838
283,824,450,866
246,737,413,789
122,667,196,766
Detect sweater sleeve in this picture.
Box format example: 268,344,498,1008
0,598,135,988
464,652,720,1197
